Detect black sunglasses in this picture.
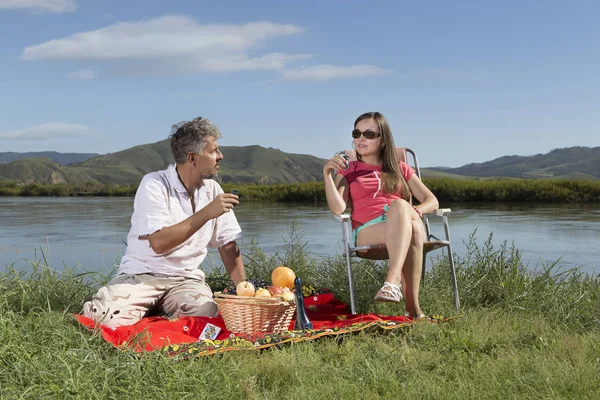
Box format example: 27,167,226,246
352,129,381,139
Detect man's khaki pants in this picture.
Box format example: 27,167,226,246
82,273,217,328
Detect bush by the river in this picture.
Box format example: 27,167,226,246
2,178,600,203
426,177,600,203
1,227,599,398
0,181,139,197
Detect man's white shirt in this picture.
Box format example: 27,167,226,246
117,164,242,280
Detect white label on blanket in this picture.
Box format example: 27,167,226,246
199,323,221,340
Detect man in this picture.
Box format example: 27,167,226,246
83,117,245,328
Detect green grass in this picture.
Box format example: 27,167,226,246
1,229,600,399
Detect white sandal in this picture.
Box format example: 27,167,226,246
374,281,403,303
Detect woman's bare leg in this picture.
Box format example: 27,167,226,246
356,199,414,299
383,199,414,284
402,218,424,317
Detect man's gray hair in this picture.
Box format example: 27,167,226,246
169,117,222,164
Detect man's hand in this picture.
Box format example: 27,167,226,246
203,193,239,219
149,193,237,254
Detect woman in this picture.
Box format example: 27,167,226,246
323,111,439,318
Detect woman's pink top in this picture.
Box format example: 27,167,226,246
338,160,415,230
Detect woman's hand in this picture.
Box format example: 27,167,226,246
323,155,350,216
323,154,348,175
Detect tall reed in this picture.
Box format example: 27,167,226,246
2,178,600,203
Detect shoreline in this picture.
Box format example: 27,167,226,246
0,178,599,203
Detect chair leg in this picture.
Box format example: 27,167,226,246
341,219,357,315
447,244,460,310
442,215,460,310
345,250,356,315
421,252,427,284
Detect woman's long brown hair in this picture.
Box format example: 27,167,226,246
354,112,410,201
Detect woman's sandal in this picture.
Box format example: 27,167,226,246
374,281,403,303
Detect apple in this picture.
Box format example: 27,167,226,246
281,291,295,302
267,285,284,296
236,281,255,297
254,288,272,298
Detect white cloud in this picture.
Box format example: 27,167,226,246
21,15,391,81
0,123,90,140
282,64,392,81
0,0,76,13
22,16,309,77
67,69,97,80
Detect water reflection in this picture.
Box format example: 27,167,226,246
0,197,598,273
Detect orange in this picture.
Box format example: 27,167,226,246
271,266,296,289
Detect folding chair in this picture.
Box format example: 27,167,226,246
333,148,459,314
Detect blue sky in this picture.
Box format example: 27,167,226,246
0,0,599,167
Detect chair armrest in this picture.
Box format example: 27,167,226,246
423,208,452,217
337,210,449,220
334,213,351,222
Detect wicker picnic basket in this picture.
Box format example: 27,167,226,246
213,292,296,334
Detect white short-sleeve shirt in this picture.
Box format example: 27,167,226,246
117,164,243,280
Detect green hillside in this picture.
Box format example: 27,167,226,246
0,140,326,185
420,168,470,180
215,145,325,184
0,158,69,184
3,144,598,185
431,146,600,180
0,151,99,165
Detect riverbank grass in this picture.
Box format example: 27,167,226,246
1,232,599,399
2,178,600,203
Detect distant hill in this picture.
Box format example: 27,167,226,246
0,157,70,184
0,140,326,185
0,151,100,166
428,146,600,180
3,144,598,185
419,168,470,180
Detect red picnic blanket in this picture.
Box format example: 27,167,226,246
74,293,443,357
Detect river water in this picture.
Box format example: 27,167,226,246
0,197,598,274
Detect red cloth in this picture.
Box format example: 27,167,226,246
74,293,414,353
